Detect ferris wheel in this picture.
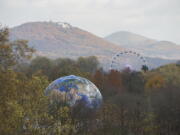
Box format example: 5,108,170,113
110,50,148,72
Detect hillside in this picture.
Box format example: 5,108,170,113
10,22,177,70
10,21,124,68
105,31,180,60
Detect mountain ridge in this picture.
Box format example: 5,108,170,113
9,22,178,70
10,21,124,69
105,31,180,60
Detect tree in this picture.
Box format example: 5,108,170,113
28,56,53,78
77,56,99,73
0,69,24,135
176,60,180,66
145,74,165,90
0,26,34,70
141,65,149,72
151,85,180,135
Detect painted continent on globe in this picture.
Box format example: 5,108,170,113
45,75,102,109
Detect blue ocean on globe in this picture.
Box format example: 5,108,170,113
45,75,102,109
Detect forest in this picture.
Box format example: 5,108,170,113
0,26,180,135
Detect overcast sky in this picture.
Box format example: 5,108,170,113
0,0,180,44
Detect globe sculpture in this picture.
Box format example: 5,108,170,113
45,75,102,109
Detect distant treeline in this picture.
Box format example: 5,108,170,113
17,55,100,81
1,26,180,135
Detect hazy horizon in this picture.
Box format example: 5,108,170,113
1,0,180,44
